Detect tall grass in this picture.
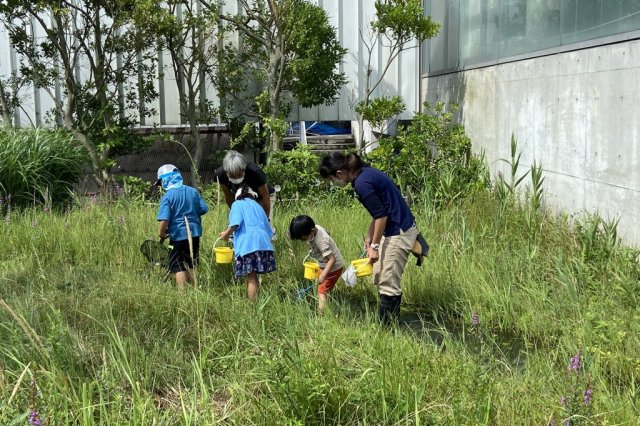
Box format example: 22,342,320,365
0,128,86,208
0,188,639,424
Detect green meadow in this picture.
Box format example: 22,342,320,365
1,187,639,424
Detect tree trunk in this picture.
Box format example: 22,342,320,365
268,46,282,151
188,94,203,187
93,13,112,188
355,115,365,151
0,79,13,127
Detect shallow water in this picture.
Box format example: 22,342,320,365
398,310,528,370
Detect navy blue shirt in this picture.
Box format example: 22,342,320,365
352,167,414,237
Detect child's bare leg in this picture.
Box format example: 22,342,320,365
247,271,259,301
175,271,188,289
318,293,328,313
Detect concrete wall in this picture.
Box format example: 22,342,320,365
422,40,640,247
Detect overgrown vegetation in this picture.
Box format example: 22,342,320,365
367,102,488,206
1,158,639,423
0,128,87,207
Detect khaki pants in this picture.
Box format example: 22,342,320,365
373,225,419,296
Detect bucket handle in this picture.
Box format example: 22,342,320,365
303,250,317,264
213,237,229,248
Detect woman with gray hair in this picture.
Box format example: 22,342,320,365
214,150,274,220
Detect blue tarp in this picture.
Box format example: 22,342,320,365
287,121,351,136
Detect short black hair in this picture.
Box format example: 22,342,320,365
235,184,257,201
289,215,315,240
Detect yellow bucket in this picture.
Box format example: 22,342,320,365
303,261,321,280
351,258,373,277
213,238,234,264
214,247,233,264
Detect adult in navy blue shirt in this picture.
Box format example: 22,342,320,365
319,152,429,325
156,164,209,288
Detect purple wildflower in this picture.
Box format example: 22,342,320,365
471,312,480,327
560,396,567,406
563,420,570,426
28,409,42,426
583,387,592,405
568,352,581,372
91,194,97,204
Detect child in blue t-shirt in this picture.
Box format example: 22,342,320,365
156,164,209,288
219,185,276,301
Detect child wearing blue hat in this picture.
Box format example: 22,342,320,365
156,164,209,288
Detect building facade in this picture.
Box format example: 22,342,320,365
422,0,640,246
0,0,421,127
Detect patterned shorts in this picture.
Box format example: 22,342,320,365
234,250,277,277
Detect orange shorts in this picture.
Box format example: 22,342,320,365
318,267,343,295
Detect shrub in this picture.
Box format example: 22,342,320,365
0,128,87,207
264,145,322,199
366,102,488,205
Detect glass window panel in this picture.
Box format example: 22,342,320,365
460,0,500,66
562,0,605,44
562,0,640,44
446,0,461,69
428,0,448,72
501,0,561,57
422,0,429,74
425,0,640,74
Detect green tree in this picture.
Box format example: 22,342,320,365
354,0,439,150
0,0,158,189
134,0,223,186
0,72,25,127
203,0,347,151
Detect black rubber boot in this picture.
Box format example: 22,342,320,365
378,294,402,326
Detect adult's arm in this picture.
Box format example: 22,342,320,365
221,184,234,208
257,183,271,219
367,216,387,264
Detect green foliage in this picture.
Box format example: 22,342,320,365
372,0,440,44
219,0,347,150
355,95,405,129
115,176,157,201
366,102,487,205
1,0,159,184
285,1,348,108
263,145,320,198
0,128,87,207
354,0,439,149
1,186,640,423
